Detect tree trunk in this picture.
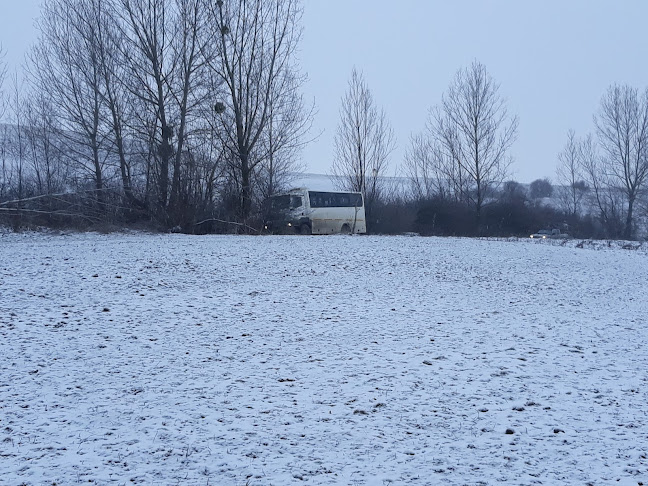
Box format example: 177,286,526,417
158,127,172,214
625,195,635,240
92,140,104,207
240,151,252,224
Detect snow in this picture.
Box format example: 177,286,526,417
1,232,647,485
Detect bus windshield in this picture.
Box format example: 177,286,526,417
271,194,303,210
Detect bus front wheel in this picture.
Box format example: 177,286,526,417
299,223,311,235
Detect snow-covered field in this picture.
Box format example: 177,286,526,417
1,233,647,486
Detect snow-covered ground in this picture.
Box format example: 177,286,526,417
1,233,647,485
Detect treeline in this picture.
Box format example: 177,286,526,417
370,179,611,239
333,62,648,240
1,2,647,238
0,0,310,232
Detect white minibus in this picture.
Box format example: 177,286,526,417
264,188,367,234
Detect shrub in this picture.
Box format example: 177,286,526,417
529,178,554,199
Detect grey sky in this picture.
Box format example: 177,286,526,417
2,1,648,182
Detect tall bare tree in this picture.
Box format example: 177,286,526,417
404,132,441,200
0,45,8,201
206,0,309,222
594,84,648,239
0,45,7,121
8,74,26,202
89,0,141,208
23,93,67,196
331,67,395,213
116,0,171,213
428,61,517,224
579,133,625,237
405,126,472,203
116,0,209,222
0,122,9,201
556,129,587,217
167,0,209,214
255,70,311,202
30,0,110,205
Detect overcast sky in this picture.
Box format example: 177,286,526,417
2,0,648,183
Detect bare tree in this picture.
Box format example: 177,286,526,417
90,0,141,208
23,93,67,196
206,0,309,223
331,67,395,213
115,0,210,222
167,0,210,215
0,45,9,201
255,70,311,202
404,133,439,200
0,45,7,121
8,74,26,202
556,129,587,216
430,61,518,224
116,0,172,214
404,131,466,201
30,0,111,206
579,133,625,237
594,84,648,239
0,123,10,201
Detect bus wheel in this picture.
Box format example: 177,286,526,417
341,224,351,234
299,223,311,235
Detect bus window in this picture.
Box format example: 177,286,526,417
308,191,363,208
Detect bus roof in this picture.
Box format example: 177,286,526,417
271,188,362,197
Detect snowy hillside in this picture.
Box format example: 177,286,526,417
1,233,647,485
286,173,409,193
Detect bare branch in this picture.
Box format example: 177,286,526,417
331,67,395,214
205,0,310,221
594,84,648,238
411,61,517,224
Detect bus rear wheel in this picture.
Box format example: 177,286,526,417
341,224,351,234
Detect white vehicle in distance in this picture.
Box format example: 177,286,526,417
530,228,569,239
264,188,367,235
